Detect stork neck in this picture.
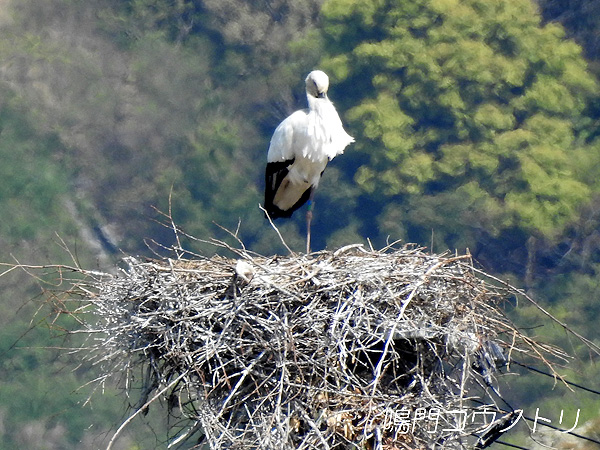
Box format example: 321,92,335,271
307,94,330,116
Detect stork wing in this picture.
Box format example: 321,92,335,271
267,110,308,163
265,159,292,214
264,159,313,219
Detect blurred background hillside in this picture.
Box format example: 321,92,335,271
1,0,600,448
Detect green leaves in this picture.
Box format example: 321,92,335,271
0,97,70,241
320,0,598,250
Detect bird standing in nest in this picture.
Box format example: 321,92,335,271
264,70,354,253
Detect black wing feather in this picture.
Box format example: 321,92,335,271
264,159,313,219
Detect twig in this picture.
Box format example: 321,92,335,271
106,372,187,450
259,204,296,256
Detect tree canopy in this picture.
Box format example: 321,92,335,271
319,0,599,262
537,0,600,65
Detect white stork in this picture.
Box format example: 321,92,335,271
264,70,354,251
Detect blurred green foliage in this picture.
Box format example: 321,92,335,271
0,92,72,241
320,0,599,257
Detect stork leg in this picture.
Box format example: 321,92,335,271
306,191,315,254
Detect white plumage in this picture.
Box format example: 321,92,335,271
264,70,354,219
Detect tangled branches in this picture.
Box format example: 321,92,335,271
66,243,571,449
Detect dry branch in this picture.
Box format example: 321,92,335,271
42,243,574,449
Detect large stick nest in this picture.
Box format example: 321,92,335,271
71,243,569,449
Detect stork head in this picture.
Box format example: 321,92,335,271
305,70,329,99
